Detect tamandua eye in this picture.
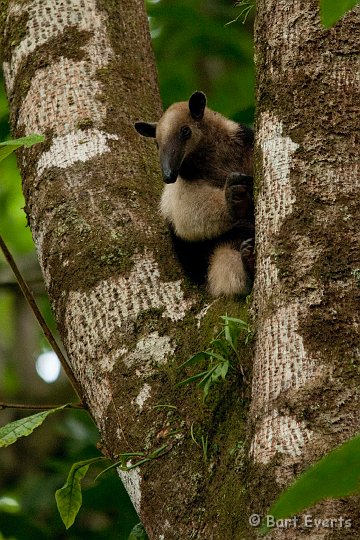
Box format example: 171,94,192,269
180,125,192,140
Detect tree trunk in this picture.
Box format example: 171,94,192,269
1,1,251,538
250,0,360,537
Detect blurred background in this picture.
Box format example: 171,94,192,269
0,1,254,538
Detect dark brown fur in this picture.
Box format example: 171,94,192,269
179,119,253,187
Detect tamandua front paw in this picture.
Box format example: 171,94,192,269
240,237,255,277
225,173,254,221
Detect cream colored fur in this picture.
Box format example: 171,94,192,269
208,244,249,297
160,177,233,241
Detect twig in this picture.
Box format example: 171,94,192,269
0,401,84,411
225,0,254,26
0,235,85,405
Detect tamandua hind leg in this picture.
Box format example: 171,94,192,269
207,243,251,297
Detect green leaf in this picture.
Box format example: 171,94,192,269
320,0,358,27
96,445,168,481
147,443,168,459
219,360,230,379
210,338,231,358
175,370,209,387
0,134,45,147
198,364,220,398
0,405,66,447
201,376,213,399
204,350,227,363
208,363,226,382
223,319,235,347
221,315,248,350
128,522,149,540
177,351,208,370
125,458,151,471
262,433,360,533
118,451,146,458
152,404,178,410
95,452,146,480
95,460,124,480
55,457,104,529
0,134,44,163
0,496,21,514
220,315,248,325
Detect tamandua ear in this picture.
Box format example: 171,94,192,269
188,91,206,120
134,122,157,138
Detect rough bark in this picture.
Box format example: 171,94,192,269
249,1,360,538
1,1,252,538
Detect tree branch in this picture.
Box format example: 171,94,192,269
0,235,85,404
0,401,85,411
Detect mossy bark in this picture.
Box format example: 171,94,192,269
1,1,252,538
249,1,360,538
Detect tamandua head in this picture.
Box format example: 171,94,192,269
134,91,207,183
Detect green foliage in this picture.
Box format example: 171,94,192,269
0,153,33,253
0,134,44,163
55,457,105,529
177,315,251,399
128,522,149,540
0,496,20,514
95,443,169,482
56,444,170,530
261,433,360,533
0,82,42,256
190,424,209,464
320,0,358,27
146,0,255,123
0,408,139,538
0,405,66,447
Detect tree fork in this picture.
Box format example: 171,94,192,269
1,1,253,538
